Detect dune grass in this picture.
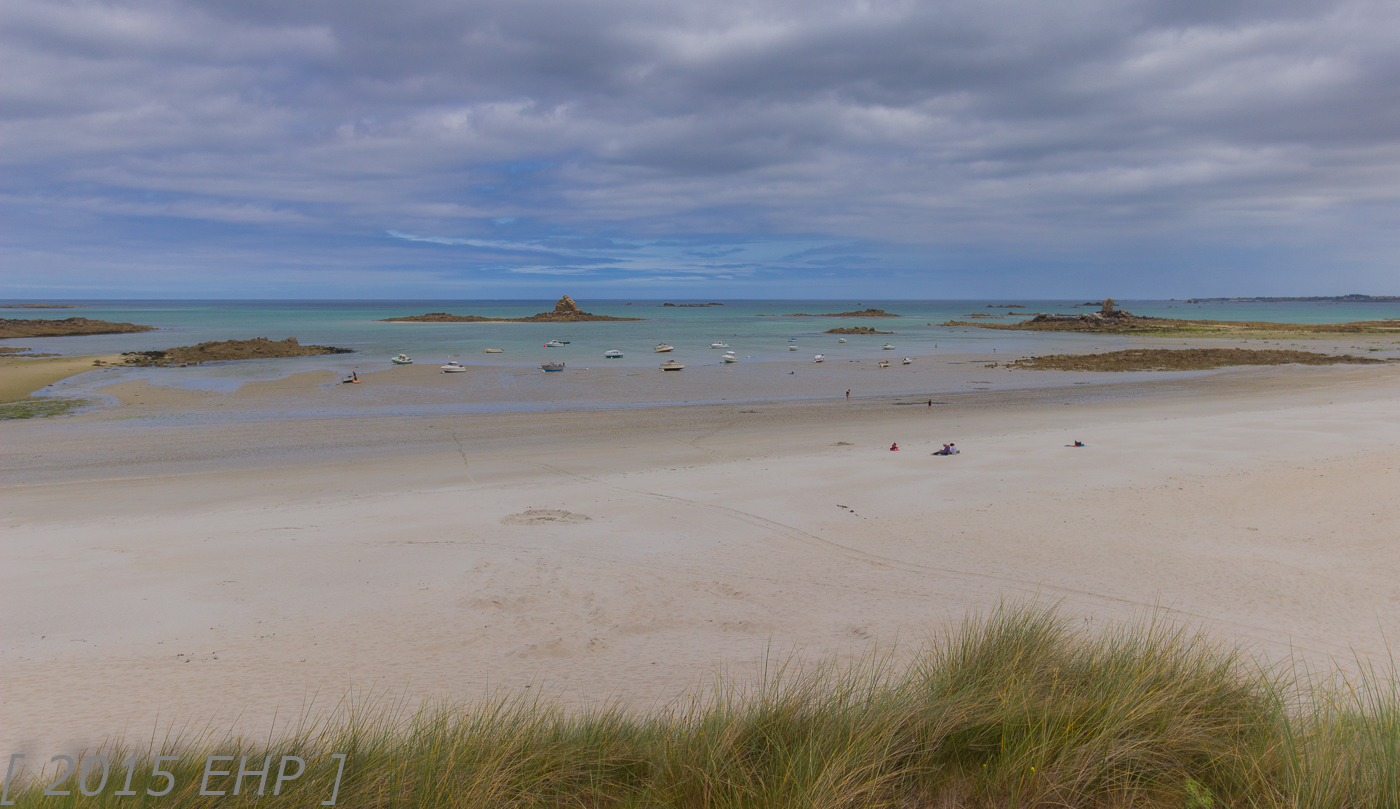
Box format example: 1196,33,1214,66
8,604,1399,807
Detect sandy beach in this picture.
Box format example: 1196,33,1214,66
4,360,1400,755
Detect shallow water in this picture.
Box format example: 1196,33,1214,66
8,298,1399,415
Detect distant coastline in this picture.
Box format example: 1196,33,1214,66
1186,294,1400,303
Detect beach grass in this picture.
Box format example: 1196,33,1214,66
8,604,1398,807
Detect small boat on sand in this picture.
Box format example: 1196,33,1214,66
722,352,738,363
710,341,730,349
604,350,623,359
660,359,685,371
655,343,674,353
441,362,466,373
878,360,890,368
541,362,565,372
813,354,824,362
482,348,503,353
391,354,413,364
902,357,913,365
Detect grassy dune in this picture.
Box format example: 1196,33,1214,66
9,605,1398,807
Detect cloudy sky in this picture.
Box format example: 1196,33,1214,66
2,0,1398,298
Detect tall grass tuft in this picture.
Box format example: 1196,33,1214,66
9,603,1398,807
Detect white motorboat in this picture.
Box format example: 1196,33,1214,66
902,357,913,365
722,352,738,363
482,348,503,353
544,340,566,348
391,354,413,364
838,338,847,343
878,360,890,368
660,359,685,371
881,344,895,350
789,345,798,351
541,362,565,372
813,354,824,362
604,350,624,359
710,341,730,349
654,343,675,353
441,361,466,373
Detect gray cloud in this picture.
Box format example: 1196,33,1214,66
2,0,1398,295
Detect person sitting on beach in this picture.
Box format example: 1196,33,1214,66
933,444,951,455
890,443,899,451
1073,440,1084,447
949,443,958,454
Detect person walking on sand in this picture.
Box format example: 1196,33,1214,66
846,389,850,399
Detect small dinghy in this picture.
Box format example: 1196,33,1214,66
878,360,891,368
441,362,466,373
660,359,685,371
482,348,503,353
789,345,798,351
604,349,624,359
881,344,895,350
391,353,413,364
541,362,565,372
838,338,847,343
813,354,824,362
901,357,913,365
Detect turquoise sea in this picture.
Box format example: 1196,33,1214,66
6,299,1398,411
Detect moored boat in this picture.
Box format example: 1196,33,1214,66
441,361,466,373
838,338,847,343
544,340,566,348
660,359,685,371
482,348,503,353
881,344,895,350
541,362,565,372
655,343,674,353
391,353,413,364
902,357,913,365
813,354,824,362
710,341,730,349
604,349,624,359
722,352,738,363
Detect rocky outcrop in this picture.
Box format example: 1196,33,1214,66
825,326,895,334
761,308,900,318
121,337,353,366
0,317,155,339
382,295,643,323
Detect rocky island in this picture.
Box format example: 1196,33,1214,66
825,326,894,334
382,295,642,323
119,337,353,366
662,302,723,307
759,308,899,318
0,304,86,309
0,317,154,339
943,299,1400,337
1003,348,1389,372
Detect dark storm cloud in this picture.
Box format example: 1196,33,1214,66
2,0,1398,295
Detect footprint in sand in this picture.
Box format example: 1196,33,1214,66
501,509,591,526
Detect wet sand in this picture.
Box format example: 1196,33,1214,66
3,362,1400,754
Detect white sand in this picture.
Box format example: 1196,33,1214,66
4,363,1400,754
